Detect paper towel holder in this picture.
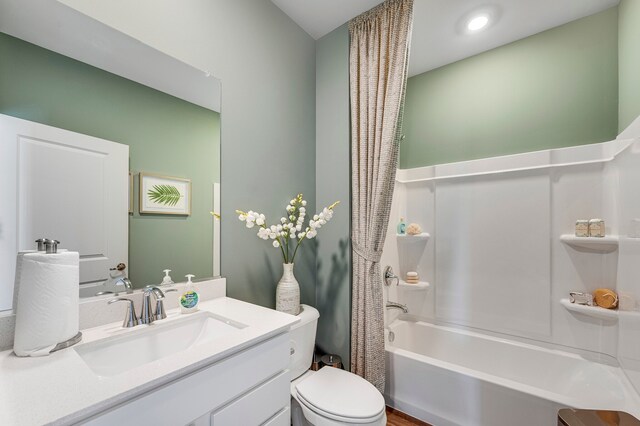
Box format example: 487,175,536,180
50,332,82,353
35,238,46,251
44,239,60,254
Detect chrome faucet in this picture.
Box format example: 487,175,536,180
144,286,177,321
102,263,133,295
140,287,161,325
386,301,408,313
109,286,177,328
120,277,133,294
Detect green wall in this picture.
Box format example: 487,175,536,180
619,0,640,131
316,24,351,366
55,0,318,309
0,32,220,288
400,7,619,169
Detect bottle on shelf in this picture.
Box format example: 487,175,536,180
397,217,406,235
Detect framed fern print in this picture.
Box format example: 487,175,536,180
139,172,191,215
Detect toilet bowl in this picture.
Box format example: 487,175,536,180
289,305,386,426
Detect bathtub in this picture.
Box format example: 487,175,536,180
384,319,640,426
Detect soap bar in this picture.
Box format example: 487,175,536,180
575,220,589,237
569,291,593,306
589,219,605,238
593,288,618,309
405,271,419,284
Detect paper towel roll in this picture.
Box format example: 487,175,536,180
13,249,71,310
12,251,37,311
13,251,79,357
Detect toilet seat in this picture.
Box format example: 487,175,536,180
295,392,386,424
293,367,386,424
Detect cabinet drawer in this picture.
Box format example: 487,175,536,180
212,370,289,425
82,333,289,425
262,407,290,426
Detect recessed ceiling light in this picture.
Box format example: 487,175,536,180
467,15,489,31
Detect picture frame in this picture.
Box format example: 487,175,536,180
129,172,134,214
139,172,191,215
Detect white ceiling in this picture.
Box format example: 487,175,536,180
271,0,620,77
271,0,384,40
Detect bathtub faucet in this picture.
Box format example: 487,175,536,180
386,301,408,313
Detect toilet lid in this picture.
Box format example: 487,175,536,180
295,367,385,420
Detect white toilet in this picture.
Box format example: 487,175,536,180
289,305,387,426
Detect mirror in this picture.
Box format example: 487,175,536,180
0,0,221,311
401,0,625,169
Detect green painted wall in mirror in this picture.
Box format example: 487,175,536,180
619,0,640,131
0,32,220,289
400,7,619,169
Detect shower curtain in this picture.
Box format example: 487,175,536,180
349,0,413,391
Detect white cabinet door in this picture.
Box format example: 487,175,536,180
0,114,128,309
81,333,290,426
211,371,289,425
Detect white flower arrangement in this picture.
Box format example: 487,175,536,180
236,194,339,264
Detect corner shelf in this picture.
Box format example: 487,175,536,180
397,233,430,240
560,234,619,252
560,298,618,321
398,280,430,291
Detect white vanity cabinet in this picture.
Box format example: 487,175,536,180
81,332,291,426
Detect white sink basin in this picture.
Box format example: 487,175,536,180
75,312,246,377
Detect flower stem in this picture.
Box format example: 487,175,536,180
291,235,306,263
284,235,289,263
278,236,286,261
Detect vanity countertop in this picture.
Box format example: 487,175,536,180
0,297,299,426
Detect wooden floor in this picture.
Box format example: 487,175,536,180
386,406,432,426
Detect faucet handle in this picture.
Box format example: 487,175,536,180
383,266,399,286
147,287,177,320
108,298,138,328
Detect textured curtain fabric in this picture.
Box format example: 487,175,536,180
349,0,413,391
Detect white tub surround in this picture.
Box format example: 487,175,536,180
394,138,632,183
382,135,640,424
383,138,635,355
385,319,640,426
0,297,298,425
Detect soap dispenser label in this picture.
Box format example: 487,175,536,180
180,291,199,309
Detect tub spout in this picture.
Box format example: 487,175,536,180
386,301,408,313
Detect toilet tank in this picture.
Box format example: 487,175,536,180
289,304,319,380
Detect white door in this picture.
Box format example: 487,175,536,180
0,114,128,310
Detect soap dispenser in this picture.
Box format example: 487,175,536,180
161,269,174,286
180,274,199,314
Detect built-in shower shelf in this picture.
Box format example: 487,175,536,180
560,235,619,252
398,280,430,290
397,233,430,241
560,298,618,321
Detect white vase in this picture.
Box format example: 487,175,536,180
276,263,300,315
